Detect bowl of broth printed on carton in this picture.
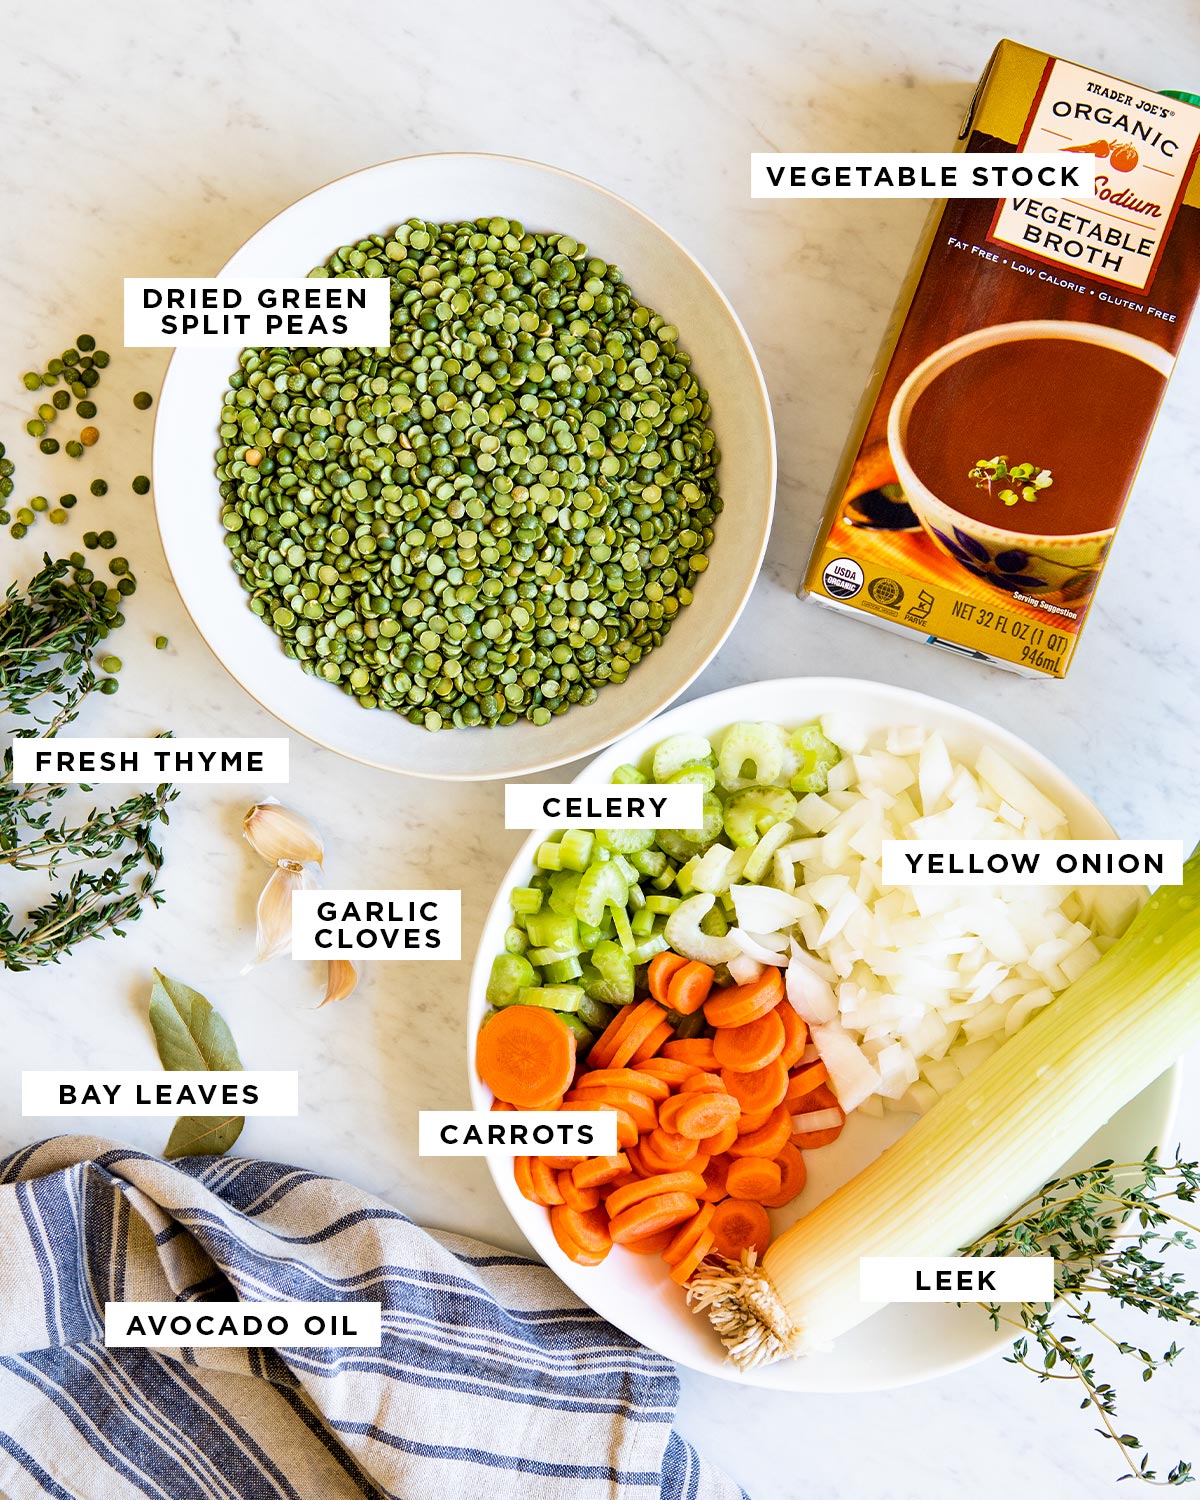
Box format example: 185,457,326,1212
805,40,1200,678
888,318,1172,601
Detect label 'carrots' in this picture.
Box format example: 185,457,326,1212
477,1005,576,1108
709,1198,771,1259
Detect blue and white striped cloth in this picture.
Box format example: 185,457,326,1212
0,1137,745,1500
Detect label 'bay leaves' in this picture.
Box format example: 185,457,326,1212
149,968,245,1160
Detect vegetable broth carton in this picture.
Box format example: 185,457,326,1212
804,40,1200,676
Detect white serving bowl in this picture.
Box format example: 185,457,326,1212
153,153,775,779
467,677,1178,1391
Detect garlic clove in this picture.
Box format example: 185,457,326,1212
252,860,317,966
243,799,324,867
321,958,359,1007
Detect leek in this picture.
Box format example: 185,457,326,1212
690,845,1200,1367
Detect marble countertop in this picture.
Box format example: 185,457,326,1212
3,1,1199,1494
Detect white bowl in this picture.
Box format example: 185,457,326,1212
467,677,1178,1390
153,153,775,780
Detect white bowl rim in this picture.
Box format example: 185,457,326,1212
466,674,1180,1389
887,318,1173,549
151,151,777,780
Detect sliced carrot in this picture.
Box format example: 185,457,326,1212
575,1068,670,1102
666,960,715,1016
572,1154,629,1190
776,1000,808,1071
491,1099,515,1112
623,1144,653,1178
644,1127,701,1168
587,1004,636,1070
735,1105,773,1134
638,1058,701,1087
700,1153,732,1203
673,1092,740,1141
630,1020,675,1065
551,1231,608,1266
623,1227,677,1255
605,1170,708,1220
513,1094,565,1112
559,1099,639,1149
713,1009,785,1072
609,1001,670,1070
476,1004,577,1108
550,1203,612,1258
605,1171,640,1193
679,1071,726,1095
668,1227,716,1284
648,950,689,1005
609,1191,700,1244
655,1095,686,1135
660,1038,720,1069
538,1155,587,1170
725,1156,782,1202
806,1081,842,1113
699,1121,739,1156
762,1143,807,1209
784,1060,829,1106
703,969,783,1029
709,1198,771,1258
514,1156,548,1206
564,1086,657,1135
662,1201,717,1267
727,1105,792,1160
722,1058,788,1114
558,1171,601,1212
530,1157,566,1205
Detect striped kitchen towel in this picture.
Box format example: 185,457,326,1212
0,1137,745,1500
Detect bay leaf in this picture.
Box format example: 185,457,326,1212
164,1114,244,1160
149,968,245,1160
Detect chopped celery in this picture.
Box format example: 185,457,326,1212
630,847,668,879
535,839,564,871
577,917,609,948
691,842,735,894
656,828,704,862
673,1009,708,1040
510,885,543,916
486,953,536,1007
525,910,580,954
613,853,640,883
610,901,637,953
503,925,528,955
652,732,714,781
724,785,797,846
574,860,628,926
542,955,583,983
666,761,717,791
700,903,729,938
651,867,677,892
529,945,570,967
586,939,636,1004
611,762,647,784
742,820,795,881
646,894,681,915
627,882,646,911
629,932,670,965
675,854,701,894
558,829,595,871
529,871,552,891
575,989,616,1031
790,722,840,796
557,1011,594,1049
547,871,583,916
596,826,656,855
516,984,585,1012
631,905,656,938
717,721,787,790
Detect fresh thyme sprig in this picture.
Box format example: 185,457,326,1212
965,1152,1199,1487
1,554,178,970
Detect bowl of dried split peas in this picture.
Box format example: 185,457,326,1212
467,676,1178,1389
